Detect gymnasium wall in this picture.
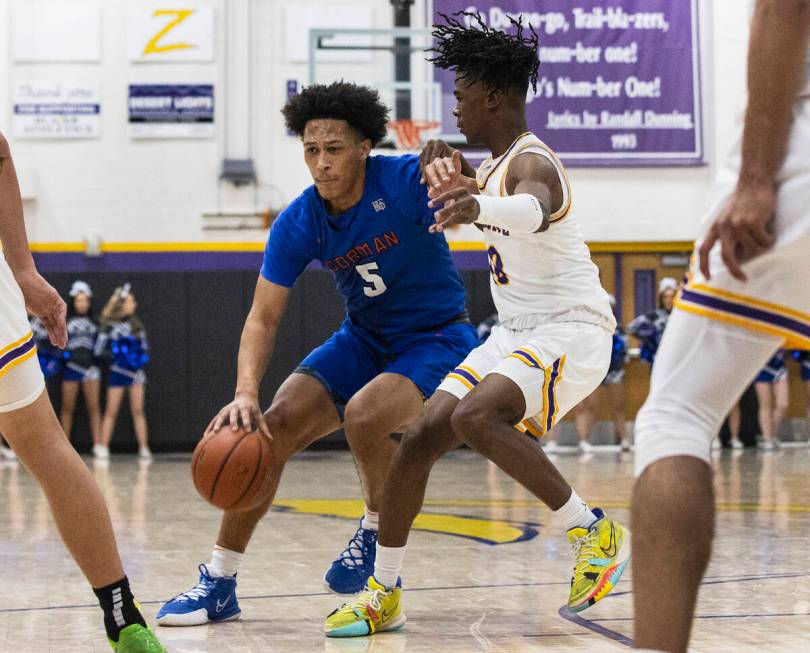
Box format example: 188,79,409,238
0,0,751,246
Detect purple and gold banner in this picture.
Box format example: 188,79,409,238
432,0,703,166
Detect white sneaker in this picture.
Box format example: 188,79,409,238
731,439,744,450
711,438,721,450
759,440,777,451
620,439,633,452
0,446,16,461
579,441,594,454
543,439,558,453
93,444,110,459
138,447,152,460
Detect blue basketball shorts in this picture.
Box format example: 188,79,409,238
296,317,478,414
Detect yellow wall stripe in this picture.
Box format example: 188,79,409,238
27,240,695,254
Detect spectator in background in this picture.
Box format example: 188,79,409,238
60,281,102,449
95,284,151,459
793,350,810,440
627,277,678,367
573,295,630,453
754,350,789,450
30,313,63,381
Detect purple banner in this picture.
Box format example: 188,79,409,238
431,1,703,166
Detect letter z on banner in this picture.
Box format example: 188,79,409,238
128,1,215,62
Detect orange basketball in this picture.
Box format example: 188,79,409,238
191,427,276,512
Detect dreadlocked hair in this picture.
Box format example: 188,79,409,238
282,81,390,146
429,11,539,95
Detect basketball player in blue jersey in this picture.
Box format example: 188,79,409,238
157,82,478,625
326,13,629,638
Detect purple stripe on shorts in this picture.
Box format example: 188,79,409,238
680,288,810,339
545,358,561,432
0,336,35,372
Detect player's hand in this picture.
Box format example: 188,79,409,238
15,269,67,348
424,150,468,199
207,392,272,439
419,139,457,184
698,182,777,281
428,186,480,233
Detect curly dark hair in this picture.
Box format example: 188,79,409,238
429,11,540,95
282,81,390,146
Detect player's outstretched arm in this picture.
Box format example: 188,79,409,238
428,151,554,234
208,277,290,437
0,132,67,347
699,0,810,280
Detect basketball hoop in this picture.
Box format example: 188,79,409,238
388,119,440,150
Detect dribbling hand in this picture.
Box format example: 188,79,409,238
207,392,272,440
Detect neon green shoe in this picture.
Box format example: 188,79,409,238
109,624,167,652
325,576,406,637
567,508,631,612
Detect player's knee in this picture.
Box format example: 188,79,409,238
399,419,451,466
343,402,389,451
262,403,299,462
634,399,715,478
450,399,493,451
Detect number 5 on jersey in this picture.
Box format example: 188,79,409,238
357,262,388,297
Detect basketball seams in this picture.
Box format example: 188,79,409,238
209,430,251,504
231,433,264,510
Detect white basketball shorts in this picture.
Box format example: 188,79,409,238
437,320,611,437
0,255,45,412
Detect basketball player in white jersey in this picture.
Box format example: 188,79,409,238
325,12,630,637
0,133,165,652
631,2,810,651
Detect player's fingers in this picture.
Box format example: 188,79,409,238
452,149,462,171
718,223,746,281
229,406,240,431
239,406,254,432
433,159,452,184
424,162,443,190
210,410,226,433
747,220,776,249
428,186,467,207
698,224,719,280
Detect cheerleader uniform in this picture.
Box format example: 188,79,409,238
63,316,101,382
29,316,63,380
603,327,628,385
95,319,149,387
755,350,788,384
628,308,671,365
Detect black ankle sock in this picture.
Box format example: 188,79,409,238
93,576,146,642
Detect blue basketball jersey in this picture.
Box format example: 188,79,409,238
261,155,467,338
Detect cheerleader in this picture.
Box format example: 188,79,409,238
61,281,102,449
30,313,63,381
793,350,810,441
627,277,678,366
95,284,151,459
754,350,789,450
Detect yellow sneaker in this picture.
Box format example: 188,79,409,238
325,576,406,638
567,508,631,612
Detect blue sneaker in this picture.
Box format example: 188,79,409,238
324,522,378,595
156,564,241,626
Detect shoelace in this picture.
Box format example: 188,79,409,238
336,528,370,568
571,534,599,576
173,566,218,602
343,584,388,614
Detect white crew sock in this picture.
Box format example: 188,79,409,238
361,507,379,531
374,543,406,589
555,490,597,531
209,545,242,577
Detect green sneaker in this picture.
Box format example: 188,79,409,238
110,624,167,652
